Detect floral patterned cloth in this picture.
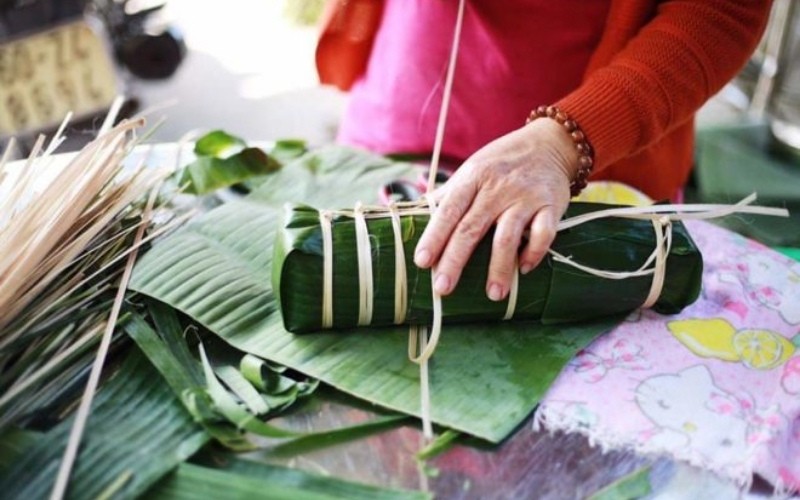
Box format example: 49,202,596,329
535,220,800,493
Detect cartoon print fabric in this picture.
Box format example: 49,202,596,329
535,220,800,493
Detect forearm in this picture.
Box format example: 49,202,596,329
558,0,773,170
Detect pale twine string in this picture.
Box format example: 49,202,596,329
644,217,671,309
409,325,433,438
316,0,468,439
503,256,520,320
388,203,408,324
412,0,467,440
546,215,673,310
320,203,402,328
354,203,375,326
402,0,466,416
319,210,334,329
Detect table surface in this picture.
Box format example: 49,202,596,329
246,388,779,500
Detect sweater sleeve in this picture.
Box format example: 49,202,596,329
556,0,773,171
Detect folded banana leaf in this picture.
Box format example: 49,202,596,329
275,204,703,333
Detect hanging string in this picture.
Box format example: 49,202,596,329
407,0,469,440
408,326,433,437
426,0,467,192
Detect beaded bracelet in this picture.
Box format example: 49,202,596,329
526,105,594,197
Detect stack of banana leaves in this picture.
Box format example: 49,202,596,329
0,127,700,499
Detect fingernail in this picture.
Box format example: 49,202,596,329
487,283,504,302
415,248,431,267
520,263,534,274
434,274,451,295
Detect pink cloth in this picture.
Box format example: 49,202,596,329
337,0,610,160
536,221,800,493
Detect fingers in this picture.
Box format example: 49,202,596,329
485,208,529,301
414,177,477,270
412,121,573,299
520,206,559,274
414,182,562,299
430,199,496,295
422,201,557,300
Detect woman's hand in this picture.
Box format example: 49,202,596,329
413,118,579,301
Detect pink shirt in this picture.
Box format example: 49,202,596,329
338,0,611,160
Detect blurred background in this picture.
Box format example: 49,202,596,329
0,0,343,147
1,0,799,148
124,0,344,145
1,0,799,250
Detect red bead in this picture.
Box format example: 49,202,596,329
555,111,568,123
564,120,577,132
579,156,593,168
546,106,557,118
571,130,585,142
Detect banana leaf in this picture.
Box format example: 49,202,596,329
274,204,702,333
147,457,430,500
178,131,307,195
587,465,652,500
0,428,40,471
130,146,630,442
0,348,208,500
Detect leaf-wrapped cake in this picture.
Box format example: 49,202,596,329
273,202,703,333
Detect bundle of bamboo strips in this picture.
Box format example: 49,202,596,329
0,115,170,429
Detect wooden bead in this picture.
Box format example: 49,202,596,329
527,104,595,197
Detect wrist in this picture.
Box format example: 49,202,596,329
526,105,595,196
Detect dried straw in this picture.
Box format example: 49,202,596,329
0,110,174,438
0,108,177,497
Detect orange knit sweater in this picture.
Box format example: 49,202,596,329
556,0,772,199
317,0,773,200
